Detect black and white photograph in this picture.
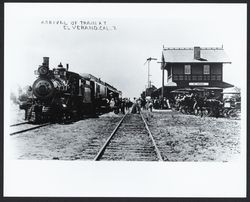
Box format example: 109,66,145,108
4,3,246,197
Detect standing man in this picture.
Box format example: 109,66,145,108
125,98,130,112
148,100,153,112
114,97,120,114
131,98,137,114
136,98,142,113
110,98,115,111
120,98,125,114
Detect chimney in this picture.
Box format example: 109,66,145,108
194,47,200,60
66,64,69,71
43,57,49,67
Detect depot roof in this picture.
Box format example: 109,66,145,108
162,47,231,63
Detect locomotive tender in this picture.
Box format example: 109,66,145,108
20,57,121,123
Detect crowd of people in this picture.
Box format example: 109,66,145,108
108,91,224,115
108,96,172,114
107,90,240,118
109,97,132,114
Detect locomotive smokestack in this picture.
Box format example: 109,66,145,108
66,64,69,71
43,57,49,67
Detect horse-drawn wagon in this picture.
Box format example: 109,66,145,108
171,87,241,118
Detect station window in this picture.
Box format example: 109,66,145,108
203,65,210,74
184,65,191,74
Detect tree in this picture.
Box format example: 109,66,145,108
17,85,32,102
10,92,18,104
232,87,241,101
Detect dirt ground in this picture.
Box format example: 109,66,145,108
143,110,241,162
8,106,123,160
7,104,241,161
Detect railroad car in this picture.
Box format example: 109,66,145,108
20,57,121,123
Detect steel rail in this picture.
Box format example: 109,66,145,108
140,112,164,161
10,123,52,136
10,121,30,127
93,113,128,161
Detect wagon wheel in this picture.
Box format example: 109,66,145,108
180,108,186,114
171,104,178,112
194,108,198,116
228,109,241,119
202,108,212,117
222,109,230,118
189,108,195,115
171,107,176,112
179,106,186,114
194,108,201,116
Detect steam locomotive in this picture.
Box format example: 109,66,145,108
20,57,121,123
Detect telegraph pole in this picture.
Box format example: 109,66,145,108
147,61,150,88
162,64,164,99
158,60,166,109
144,57,157,96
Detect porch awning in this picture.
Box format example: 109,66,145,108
165,81,177,87
175,81,234,89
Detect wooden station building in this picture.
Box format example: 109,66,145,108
152,46,234,99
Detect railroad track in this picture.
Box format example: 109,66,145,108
93,112,163,161
10,122,52,136
10,121,30,127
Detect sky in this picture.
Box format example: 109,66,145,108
5,3,247,98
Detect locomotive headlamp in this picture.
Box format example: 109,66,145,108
38,66,49,76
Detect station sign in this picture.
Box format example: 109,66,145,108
189,82,209,86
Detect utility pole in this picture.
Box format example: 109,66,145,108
158,60,166,109
162,65,164,99
144,57,157,96
147,61,150,88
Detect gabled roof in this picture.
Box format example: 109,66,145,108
162,47,231,63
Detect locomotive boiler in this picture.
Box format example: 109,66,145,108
20,57,121,123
